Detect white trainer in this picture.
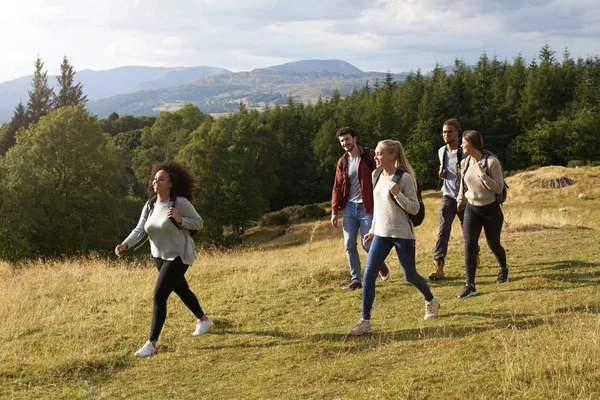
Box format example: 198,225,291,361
424,298,440,320
134,340,156,358
348,319,372,336
193,317,213,336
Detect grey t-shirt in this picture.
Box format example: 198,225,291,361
439,146,462,199
347,154,362,204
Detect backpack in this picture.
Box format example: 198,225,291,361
133,194,197,250
372,168,425,227
341,147,374,172
462,154,509,205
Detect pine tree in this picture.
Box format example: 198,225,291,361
0,102,29,156
53,56,87,109
26,57,54,123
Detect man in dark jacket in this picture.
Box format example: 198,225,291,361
331,126,389,290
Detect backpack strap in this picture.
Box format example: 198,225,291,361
372,168,383,188
169,194,181,229
361,147,374,171
441,148,448,170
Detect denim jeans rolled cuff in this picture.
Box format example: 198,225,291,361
342,202,373,283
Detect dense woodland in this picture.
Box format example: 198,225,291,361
0,44,599,260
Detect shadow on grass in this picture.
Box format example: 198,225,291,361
554,304,600,314
188,312,548,352
308,316,546,349
518,260,600,274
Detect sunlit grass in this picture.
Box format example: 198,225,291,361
1,166,599,399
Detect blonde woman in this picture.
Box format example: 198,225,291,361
348,140,440,336
456,130,508,299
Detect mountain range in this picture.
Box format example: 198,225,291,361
0,60,409,123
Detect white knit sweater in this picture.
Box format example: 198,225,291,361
369,171,420,240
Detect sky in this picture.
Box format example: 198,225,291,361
1,0,599,83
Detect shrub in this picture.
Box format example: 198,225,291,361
259,211,289,226
567,160,584,168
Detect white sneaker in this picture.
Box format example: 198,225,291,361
348,319,372,336
134,340,156,358
193,317,213,336
424,298,440,320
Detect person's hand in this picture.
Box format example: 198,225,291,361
457,203,465,212
388,181,400,196
475,160,487,178
364,233,374,243
168,207,182,224
115,243,128,257
438,169,447,178
331,214,338,228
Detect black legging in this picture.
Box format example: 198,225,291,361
150,257,204,341
463,202,507,285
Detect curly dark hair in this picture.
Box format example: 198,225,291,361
147,161,196,201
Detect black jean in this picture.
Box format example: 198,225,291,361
462,202,507,285
150,256,204,341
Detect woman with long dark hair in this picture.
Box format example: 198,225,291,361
115,161,211,357
348,140,440,336
456,130,509,298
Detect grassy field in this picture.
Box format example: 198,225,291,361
1,166,599,399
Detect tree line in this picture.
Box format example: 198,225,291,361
0,44,599,260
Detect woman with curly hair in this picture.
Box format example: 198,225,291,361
115,161,211,357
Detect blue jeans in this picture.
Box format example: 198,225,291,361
362,236,433,320
342,202,372,283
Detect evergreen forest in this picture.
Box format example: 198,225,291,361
0,44,599,260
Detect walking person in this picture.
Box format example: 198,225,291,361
331,126,389,291
115,161,212,357
456,130,509,298
348,140,440,336
430,119,479,279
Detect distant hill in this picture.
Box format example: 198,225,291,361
0,66,230,123
86,67,409,118
0,60,421,122
265,60,363,74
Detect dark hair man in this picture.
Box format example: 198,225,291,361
331,126,389,290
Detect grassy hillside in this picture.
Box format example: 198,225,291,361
1,166,599,399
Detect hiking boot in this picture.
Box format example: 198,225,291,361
379,263,390,281
496,267,510,284
134,340,156,358
343,280,362,291
457,284,479,299
428,259,445,280
348,319,372,336
424,298,440,320
193,317,213,336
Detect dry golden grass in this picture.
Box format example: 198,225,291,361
1,166,599,399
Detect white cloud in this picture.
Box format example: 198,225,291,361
1,0,599,82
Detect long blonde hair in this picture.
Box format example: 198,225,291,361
378,139,418,192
